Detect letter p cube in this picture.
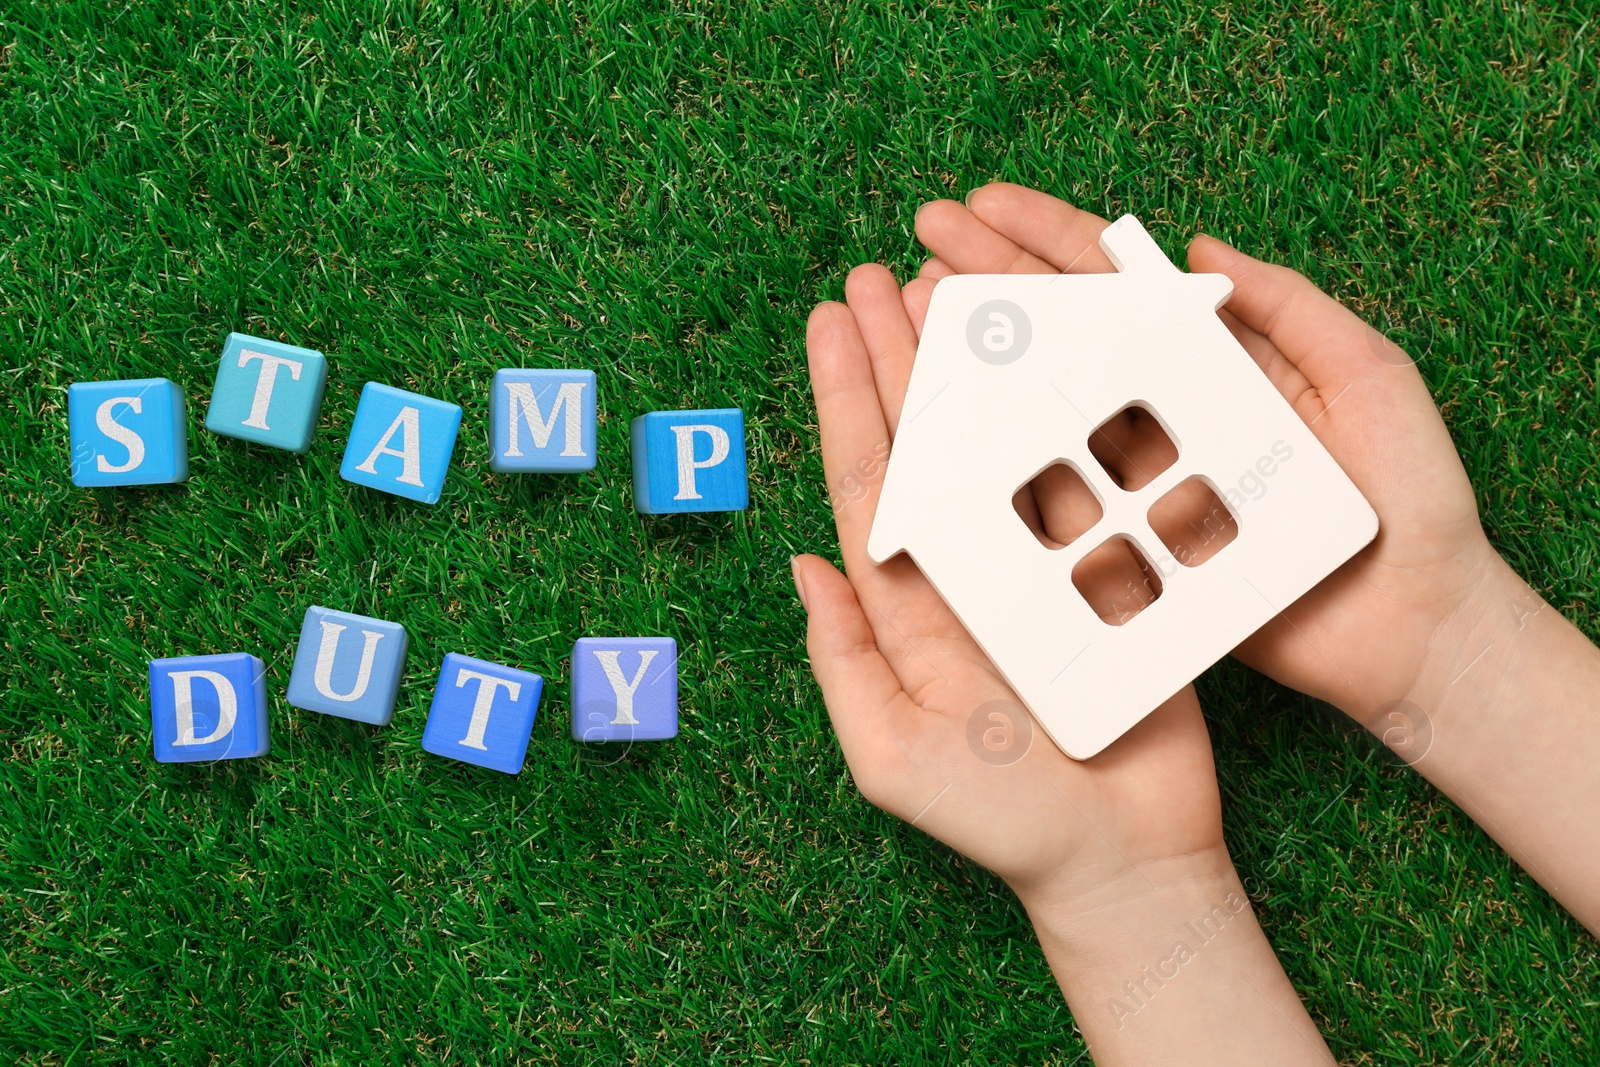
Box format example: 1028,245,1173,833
630,408,748,514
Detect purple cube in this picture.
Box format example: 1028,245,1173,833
570,637,678,742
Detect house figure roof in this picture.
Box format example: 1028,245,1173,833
868,216,1378,759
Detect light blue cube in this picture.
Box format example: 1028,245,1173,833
339,382,462,505
630,408,748,514
570,637,678,742
285,606,408,726
421,653,543,774
489,368,597,473
150,653,270,763
68,378,188,487
204,332,328,453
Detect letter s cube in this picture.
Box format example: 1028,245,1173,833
150,653,270,763
489,368,597,473
630,408,748,514
570,637,678,742
204,332,328,453
286,606,408,725
68,378,188,487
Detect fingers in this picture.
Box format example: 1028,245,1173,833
915,199,1060,274
806,302,894,562
964,183,1117,274
793,554,924,815
919,257,954,281
902,276,937,337
1186,234,1385,389
844,264,919,436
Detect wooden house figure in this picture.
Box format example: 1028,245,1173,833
868,216,1378,759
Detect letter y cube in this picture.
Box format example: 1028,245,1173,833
570,637,678,741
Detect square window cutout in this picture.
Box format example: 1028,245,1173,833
1089,404,1178,491
1013,461,1103,549
1149,476,1239,567
1071,535,1164,626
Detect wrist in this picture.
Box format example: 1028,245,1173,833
1392,549,1536,745
1017,846,1331,1062
1017,846,1251,1017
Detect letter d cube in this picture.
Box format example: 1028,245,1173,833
421,653,543,774
150,653,270,762
630,408,748,514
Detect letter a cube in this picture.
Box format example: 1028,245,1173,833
489,368,597,473
570,637,678,741
150,653,270,762
204,332,328,453
421,653,543,774
630,408,748,514
68,378,188,487
285,606,408,725
340,382,462,504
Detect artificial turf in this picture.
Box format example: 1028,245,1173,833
2,1,1597,1063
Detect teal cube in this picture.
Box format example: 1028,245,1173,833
339,382,462,505
489,368,597,473
630,408,748,514
68,378,188,487
204,332,328,453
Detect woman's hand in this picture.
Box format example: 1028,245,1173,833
911,183,1600,935
798,264,1334,1063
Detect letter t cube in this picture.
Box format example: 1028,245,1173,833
421,653,543,774
204,333,328,452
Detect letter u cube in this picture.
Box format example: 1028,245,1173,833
286,606,409,725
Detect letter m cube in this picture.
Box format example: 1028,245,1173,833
489,369,597,473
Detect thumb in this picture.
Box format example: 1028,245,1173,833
1187,233,1391,389
791,554,922,814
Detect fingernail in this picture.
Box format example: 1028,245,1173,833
790,555,809,612
964,188,977,207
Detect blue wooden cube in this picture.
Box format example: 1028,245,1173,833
204,332,328,453
421,653,543,774
570,637,678,742
68,378,188,487
285,606,408,725
150,653,270,762
630,408,748,514
489,368,597,473
339,382,462,504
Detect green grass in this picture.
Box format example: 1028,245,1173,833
2,1,1597,1062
